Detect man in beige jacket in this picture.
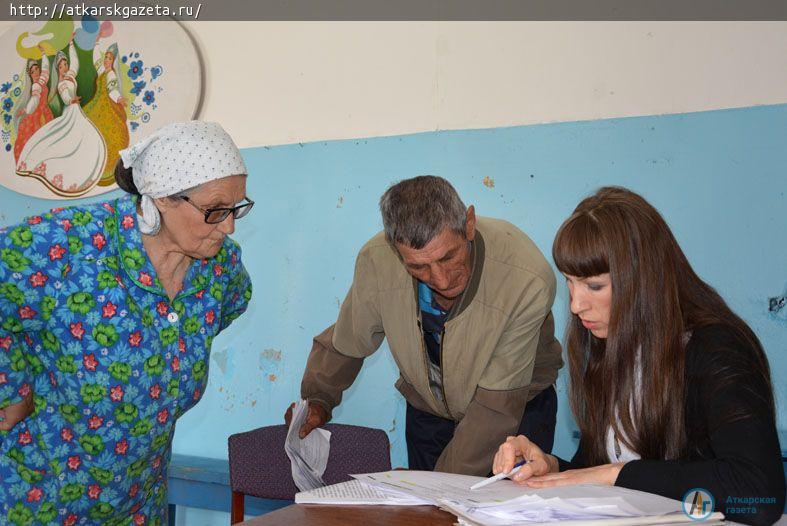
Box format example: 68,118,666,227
285,176,563,475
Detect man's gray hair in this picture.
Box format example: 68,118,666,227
379,175,468,249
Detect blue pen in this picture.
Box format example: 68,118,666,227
469,459,529,490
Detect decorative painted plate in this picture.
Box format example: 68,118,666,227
0,19,202,199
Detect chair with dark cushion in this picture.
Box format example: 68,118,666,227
228,423,392,523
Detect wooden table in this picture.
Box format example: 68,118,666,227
239,505,787,526
238,504,457,525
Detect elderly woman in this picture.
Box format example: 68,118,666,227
0,121,254,525
492,187,784,526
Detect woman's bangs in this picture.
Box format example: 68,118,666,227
553,214,609,278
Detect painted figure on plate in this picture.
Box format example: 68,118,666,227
84,36,129,187
16,35,107,197
12,45,54,161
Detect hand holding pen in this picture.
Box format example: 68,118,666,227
490,435,560,485
471,459,531,490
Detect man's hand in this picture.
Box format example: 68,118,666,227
0,392,34,432
284,401,328,439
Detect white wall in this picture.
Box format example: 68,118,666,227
3,21,786,148
141,21,787,146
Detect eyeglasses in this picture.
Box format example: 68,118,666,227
180,196,255,224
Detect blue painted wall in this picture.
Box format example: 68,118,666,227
1,104,785,523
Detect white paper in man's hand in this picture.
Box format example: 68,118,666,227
284,399,332,491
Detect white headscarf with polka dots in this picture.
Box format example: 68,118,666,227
119,121,247,235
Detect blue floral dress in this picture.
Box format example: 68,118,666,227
0,195,252,526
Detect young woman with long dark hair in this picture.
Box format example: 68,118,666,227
493,186,784,526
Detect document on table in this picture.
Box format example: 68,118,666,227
449,507,726,526
353,470,528,507
348,470,722,525
284,399,331,491
295,479,432,505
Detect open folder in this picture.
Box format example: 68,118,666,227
295,470,725,525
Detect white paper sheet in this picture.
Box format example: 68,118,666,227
353,470,525,506
351,470,701,525
284,399,332,491
451,509,726,526
295,479,432,505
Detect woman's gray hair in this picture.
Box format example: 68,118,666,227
379,175,468,249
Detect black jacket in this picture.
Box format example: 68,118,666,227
558,324,785,526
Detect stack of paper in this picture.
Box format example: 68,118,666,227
438,484,727,525
284,399,332,491
298,470,727,525
295,479,431,505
